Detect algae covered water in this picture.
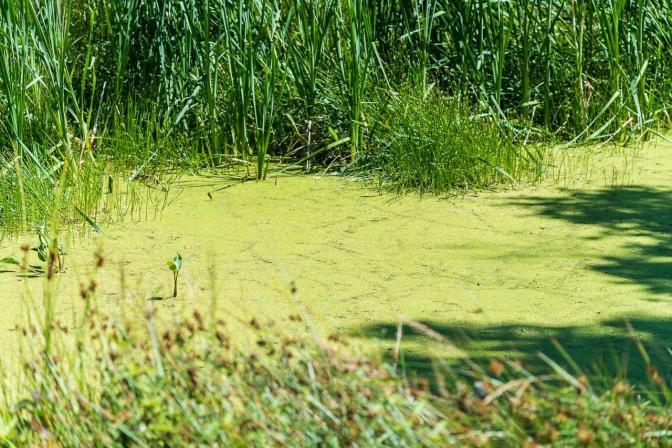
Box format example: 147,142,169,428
1,142,671,376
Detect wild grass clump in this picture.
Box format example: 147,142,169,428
6,307,452,446
2,259,672,446
360,88,544,193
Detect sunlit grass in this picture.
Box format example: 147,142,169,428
2,250,672,446
1,1,670,232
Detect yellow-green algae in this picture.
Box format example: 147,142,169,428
1,141,671,377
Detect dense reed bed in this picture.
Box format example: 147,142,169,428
1,0,671,228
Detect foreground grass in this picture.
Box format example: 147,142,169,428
2,253,672,446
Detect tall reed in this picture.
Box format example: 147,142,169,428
2,0,672,228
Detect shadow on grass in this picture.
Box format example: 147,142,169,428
356,316,672,387
510,185,672,295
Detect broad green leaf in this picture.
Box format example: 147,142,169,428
37,246,47,262
167,252,182,272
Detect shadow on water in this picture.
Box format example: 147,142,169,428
356,316,672,387
511,185,672,295
355,186,672,386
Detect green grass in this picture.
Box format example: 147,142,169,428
2,254,672,446
1,2,671,443
358,87,545,193
1,1,671,230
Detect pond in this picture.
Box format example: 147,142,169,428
1,142,671,381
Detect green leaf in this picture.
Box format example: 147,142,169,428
0,414,17,438
0,257,19,266
167,252,182,272
38,233,51,247
37,246,47,262
75,206,102,233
